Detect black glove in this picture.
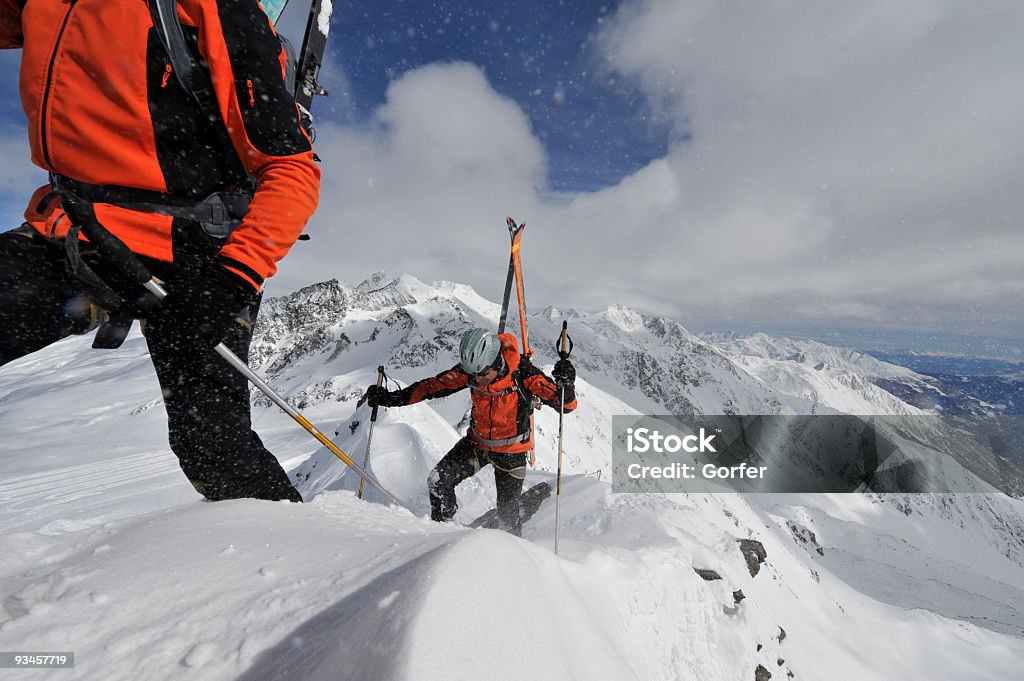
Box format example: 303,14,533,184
159,263,256,349
552,358,575,386
365,384,400,408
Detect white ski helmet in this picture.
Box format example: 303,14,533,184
459,328,501,375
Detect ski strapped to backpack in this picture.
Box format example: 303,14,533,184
499,216,540,466
497,218,524,336
294,0,333,115
507,217,532,358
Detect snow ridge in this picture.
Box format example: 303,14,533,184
1,274,1023,680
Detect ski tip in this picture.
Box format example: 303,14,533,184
505,216,526,236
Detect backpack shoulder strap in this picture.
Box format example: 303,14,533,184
148,0,247,176
511,358,536,404
148,0,218,119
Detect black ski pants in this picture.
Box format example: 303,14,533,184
0,225,301,502
428,436,526,535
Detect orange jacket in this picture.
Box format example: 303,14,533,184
395,334,578,454
1,0,319,289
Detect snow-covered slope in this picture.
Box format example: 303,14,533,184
1,274,1023,680
2,478,1022,680
704,332,923,381
703,332,936,415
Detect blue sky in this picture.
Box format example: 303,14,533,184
280,0,672,192
2,1,1022,358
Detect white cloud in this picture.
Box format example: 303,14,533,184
584,0,1024,336
265,4,1024,342
275,62,550,298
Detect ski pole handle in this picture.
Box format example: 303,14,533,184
556,320,573,360
370,365,385,422
60,196,165,297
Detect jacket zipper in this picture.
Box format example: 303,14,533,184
40,0,79,169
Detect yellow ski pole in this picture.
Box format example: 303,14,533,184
60,196,401,506
214,350,400,504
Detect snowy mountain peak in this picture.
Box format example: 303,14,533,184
355,270,393,293
603,303,645,332
245,276,956,425
541,305,583,323
349,273,420,310
704,332,926,382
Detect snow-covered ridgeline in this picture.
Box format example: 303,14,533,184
1,273,1022,680
248,273,940,422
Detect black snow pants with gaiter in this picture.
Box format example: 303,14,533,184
0,225,300,502
428,435,527,535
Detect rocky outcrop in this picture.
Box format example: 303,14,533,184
739,539,768,577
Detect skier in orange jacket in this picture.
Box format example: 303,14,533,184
367,328,577,535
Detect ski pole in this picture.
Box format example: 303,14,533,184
214,349,399,504
357,365,385,499
553,320,573,555
59,196,401,506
